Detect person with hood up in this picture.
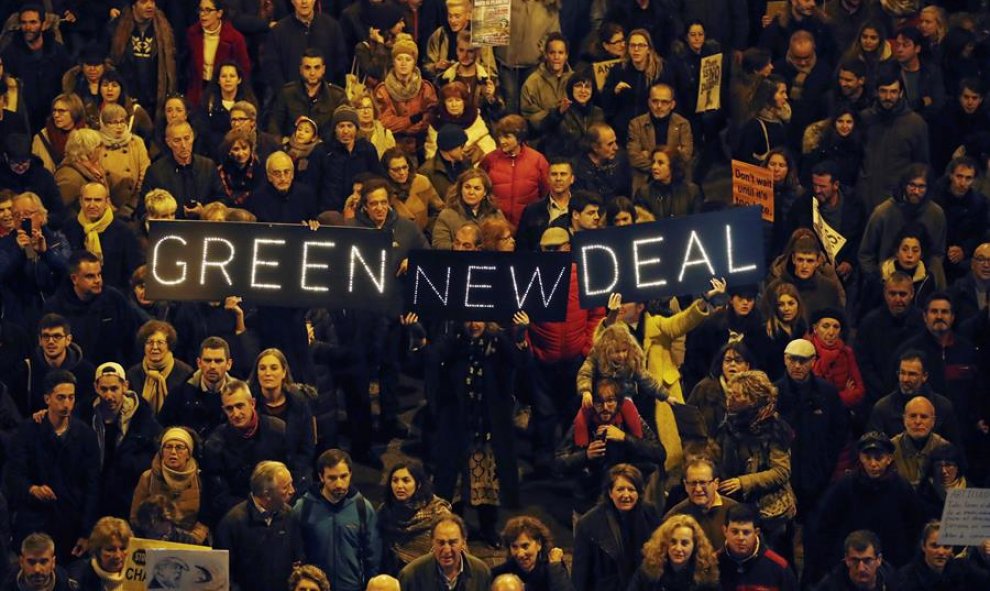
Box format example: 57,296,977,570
27,314,95,421
859,163,947,288
424,81,495,162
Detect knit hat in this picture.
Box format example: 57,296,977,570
437,124,468,152
161,427,195,453
95,362,127,382
332,105,359,128
392,33,419,61
367,1,405,32
809,306,846,328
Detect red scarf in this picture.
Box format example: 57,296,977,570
573,399,644,447
239,411,260,439
44,117,82,164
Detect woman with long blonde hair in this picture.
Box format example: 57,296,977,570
629,514,719,591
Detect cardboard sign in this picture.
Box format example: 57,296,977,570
471,0,511,46
593,59,621,91
697,53,722,112
939,488,990,546
572,208,765,307
406,250,571,321
145,221,394,310
145,548,229,590
122,538,204,591
812,198,847,264
731,160,775,222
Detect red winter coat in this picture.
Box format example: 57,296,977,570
186,21,252,107
527,265,605,363
480,145,550,227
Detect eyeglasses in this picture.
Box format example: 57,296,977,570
628,42,649,49
162,443,189,452
230,116,252,123
723,356,746,364
105,120,127,126
684,479,715,489
974,256,990,265
605,38,626,46
592,397,618,408
52,108,70,114
40,333,66,342
146,339,168,348
199,7,219,13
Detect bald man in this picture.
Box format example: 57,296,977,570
490,574,524,591
366,575,400,591
773,29,831,148
243,151,320,223
891,396,951,487
63,182,142,290
139,121,224,218
948,242,990,323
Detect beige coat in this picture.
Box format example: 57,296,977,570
101,137,150,219
627,111,694,194
391,174,445,233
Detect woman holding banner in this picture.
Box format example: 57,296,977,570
71,517,133,590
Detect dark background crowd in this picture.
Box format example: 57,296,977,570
1,0,990,590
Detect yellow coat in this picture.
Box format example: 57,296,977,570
591,299,709,475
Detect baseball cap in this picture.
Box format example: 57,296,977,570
857,431,894,454
95,362,126,382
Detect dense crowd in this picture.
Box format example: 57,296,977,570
1,0,990,590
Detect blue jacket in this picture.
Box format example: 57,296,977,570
293,488,381,591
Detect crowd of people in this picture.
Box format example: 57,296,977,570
2,0,990,590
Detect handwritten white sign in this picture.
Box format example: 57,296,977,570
938,488,990,546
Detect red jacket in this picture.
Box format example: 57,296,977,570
527,265,604,363
480,145,550,227
186,21,252,107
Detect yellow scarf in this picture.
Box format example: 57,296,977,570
142,352,175,413
77,206,113,257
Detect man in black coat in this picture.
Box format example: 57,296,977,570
0,6,72,131
320,106,384,212
202,379,289,523
262,0,347,89
267,49,348,141
947,242,990,324
0,533,80,591
90,362,162,518
775,339,848,521
244,151,320,223
516,157,573,252
855,272,925,403
717,503,799,591
813,530,901,591
43,251,140,366
138,121,225,218
158,336,233,438
28,314,95,422
63,182,143,291
866,350,962,447
572,123,632,202
5,371,100,563
930,158,990,285
809,432,925,583
215,460,304,591
895,293,981,442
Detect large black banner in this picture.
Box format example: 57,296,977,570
405,250,572,321
572,207,765,307
145,221,395,310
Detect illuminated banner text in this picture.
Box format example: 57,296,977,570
146,221,394,310
572,208,764,307
406,250,571,321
